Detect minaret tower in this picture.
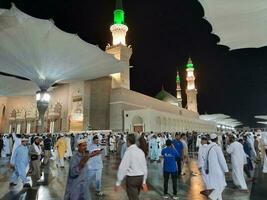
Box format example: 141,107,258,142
176,70,182,107
186,57,198,113
106,0,132,89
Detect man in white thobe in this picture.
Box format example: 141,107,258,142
2,135,10,157
109,135,116,153
180,133,188,175
150,135,160,162
65,135,73,159
206,134,229,200
261,132,267,173
158,134,165,156
197,135,211,196
115,134,148,199
10,133,21,162
246,132,257,161
226,135,248,191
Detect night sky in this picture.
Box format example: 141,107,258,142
1,0,267,127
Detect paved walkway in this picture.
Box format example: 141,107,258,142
0,152,263,200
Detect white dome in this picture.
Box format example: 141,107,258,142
0,4,127,90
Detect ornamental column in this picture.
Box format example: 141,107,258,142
106,0,132,89
16,120,21,134
49,114,59,133
176,70,182,107
26,121,31,134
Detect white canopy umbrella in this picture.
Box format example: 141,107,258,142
0,4,127,90
257,121,267,125
199,0,267,49
255,115,267,120
200,113,242,128
199,114,229,121
255,116,267,126
0,75,38,96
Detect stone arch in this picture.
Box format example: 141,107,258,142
2,106,5,117
16,108,26,120
10,109,16,118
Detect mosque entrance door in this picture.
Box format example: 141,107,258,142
132,116,144,133
133,125,143,133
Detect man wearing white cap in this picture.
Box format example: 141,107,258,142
198,135,212,196
9,137,31,188
29,136,42,185
64,139,98,200
87,135,104,196
205,133,229,200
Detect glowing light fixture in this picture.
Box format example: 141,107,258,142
36,90,50,102
114,9,124,24
36,90,50,132
176,75,180,82
187,63,194,68
110,0,128,46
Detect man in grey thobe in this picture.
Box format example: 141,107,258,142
64,139,98,200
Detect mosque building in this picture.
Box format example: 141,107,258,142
0,0,216,134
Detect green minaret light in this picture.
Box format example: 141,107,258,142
176,74,180,82
186,57,194,69
114,0,124,24
110,0,128,45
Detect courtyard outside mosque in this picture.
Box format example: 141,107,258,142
0,0,267,200
0,152,263,200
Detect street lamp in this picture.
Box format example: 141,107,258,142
36,90,50,133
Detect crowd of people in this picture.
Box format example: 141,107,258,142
0,130,266,200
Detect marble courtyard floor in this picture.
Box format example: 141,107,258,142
0,153,265,200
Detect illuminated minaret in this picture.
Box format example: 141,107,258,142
176,70,182,107
106,0,132,89
186,57,198,113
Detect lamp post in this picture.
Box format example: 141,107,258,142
36,90,50,133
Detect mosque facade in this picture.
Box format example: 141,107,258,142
0,0,216,134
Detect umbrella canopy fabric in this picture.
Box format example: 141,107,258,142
0,75,38,96
200,113,242,127
0,4,127,90
255,116,267,125
199,0,267,49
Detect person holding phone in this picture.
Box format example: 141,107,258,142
64,139,98,200
87,135,104,196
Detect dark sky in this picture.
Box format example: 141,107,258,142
1,0,267,127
